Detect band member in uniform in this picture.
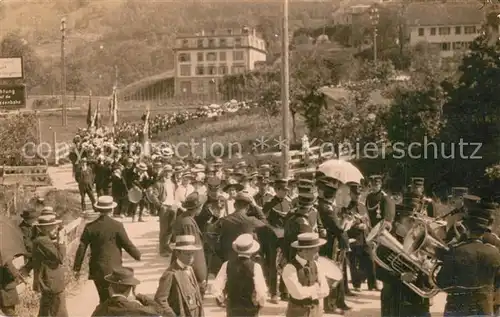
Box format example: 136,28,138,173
264,178,292,303
436,200,500,316
212,234,268,317
315,174,351,313
91,267,163,316
444,194,480,243
377,197,430,317
282,233,330,317
94,156,112,197
155,235,204,317
342,182,377,292
73,196,142,304
365,175,395,229
111,165,128,217
409,177,435,217
171,192,208,297
134,162,152,222
253,175,274,208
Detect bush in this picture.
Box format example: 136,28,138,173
31,97,59,110
0,113,38,166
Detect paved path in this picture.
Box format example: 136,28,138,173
65,217,448,317
47,163,78,192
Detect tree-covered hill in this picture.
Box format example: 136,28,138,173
0,0,336,95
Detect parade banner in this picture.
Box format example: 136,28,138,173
0,84,27,110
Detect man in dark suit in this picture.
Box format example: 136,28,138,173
73,195,141,304
18,208,39,265
0,260,23,316
214,191,268,262
171,192,208,297
31,213,68,317
75,157,96,211
92,267,163,316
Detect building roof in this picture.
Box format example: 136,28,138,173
405,3,484,26
119,70,175,97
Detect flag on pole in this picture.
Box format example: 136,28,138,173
95,101,101,128
143,107,151,156
86,90,92,128
112,86,118,126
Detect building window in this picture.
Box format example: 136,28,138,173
208,39,216,48
207,65,217,75
455,26,461,34
207,52,217,61
219,65,228,75
197,52,204,62
233,51,244,61
180,65,191,76
438,27,450,35
197,81,205,93
418,28,424,36
182,39,189,48
219,52,226,61
430,28,436,35
452,42,463,50
464,26,476,34
441,42,451,51
235,38,242,47
178,53,190,62
220,38,227,47
231,64,245,74
196,66,205,75
197,39,204,48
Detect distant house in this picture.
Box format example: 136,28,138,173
318,86,391,107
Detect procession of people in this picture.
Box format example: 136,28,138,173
2,115,500,317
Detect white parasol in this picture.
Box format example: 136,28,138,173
317,159,364,184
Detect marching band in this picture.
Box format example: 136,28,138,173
3,126,500,317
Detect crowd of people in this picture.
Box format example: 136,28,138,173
2,100,500,317
110,100,249,142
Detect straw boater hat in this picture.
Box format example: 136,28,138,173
136,162,148,171
291,232,326,249
170,235,202,251
94,196,117,211
104,267,140,286
35,214,62,227
40,206,56,216
232,234,260,255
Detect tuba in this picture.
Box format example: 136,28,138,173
366,217,448,298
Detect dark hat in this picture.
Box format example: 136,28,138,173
347,182,362,194
298,192,316,207
104,267,140,286
463,194,481,208
182,192,203,210
21,208,38,219
369,175,383,183
463,201,496,231
257,176,271,184
248,171,258,179
274,178,289,188
223,179,244,192
411,177,425,186
206,177,222,188
234,190,254,204
318,176,339,190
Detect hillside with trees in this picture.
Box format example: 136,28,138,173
0,0,336,95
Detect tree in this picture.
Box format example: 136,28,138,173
66,60,85,100
441,28,500,186
0,32,46,88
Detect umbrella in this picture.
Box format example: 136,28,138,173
317,159,364,184
0,215,27,265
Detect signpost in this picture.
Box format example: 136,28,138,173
0,84,26,110
0,57,24,79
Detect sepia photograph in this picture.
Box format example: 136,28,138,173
1,0,500,316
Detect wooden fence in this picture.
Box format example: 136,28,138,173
257,146,335,171
0,165,51,186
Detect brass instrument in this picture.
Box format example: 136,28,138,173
366,217,448,298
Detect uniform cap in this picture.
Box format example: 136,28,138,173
411,177,425,186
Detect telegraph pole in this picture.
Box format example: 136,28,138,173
281,0,290,178
60,18,67,126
